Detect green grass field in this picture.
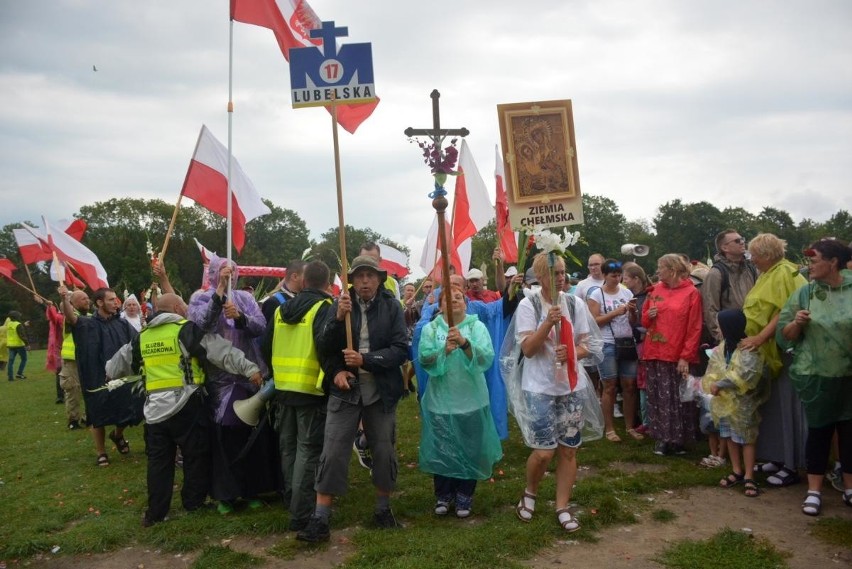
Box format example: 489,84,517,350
1,350,847,568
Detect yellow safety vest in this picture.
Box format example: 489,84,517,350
6,321,25,348
271,299,329,396
139,320,205,392
61,312,78,360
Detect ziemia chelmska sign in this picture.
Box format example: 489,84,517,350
289,21,376,108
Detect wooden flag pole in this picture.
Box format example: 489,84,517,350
21,261,37,293
158,193,184,266
2,273,47,302
330,94,353,350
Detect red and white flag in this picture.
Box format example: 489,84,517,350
494,145,518,262
0,258,17,281
193,238,218,264
378,243,409,278
330,273,343,296
451,140,494,271
49,258,87,289
13,219,87,264
41,218,109,290
230,0,379,134
419,215,463,278
180,125,271,254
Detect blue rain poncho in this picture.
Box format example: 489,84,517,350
418,314,503,480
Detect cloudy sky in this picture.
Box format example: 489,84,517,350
2,0,850,277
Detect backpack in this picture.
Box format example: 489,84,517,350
711,261,758,302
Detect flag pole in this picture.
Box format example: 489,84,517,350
158,193,185,265
1,273,47,302
226,16,235,296
330,94,353,350
21,261,37,292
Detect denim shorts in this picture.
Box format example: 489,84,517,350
523,390,583,449
598,342,638,380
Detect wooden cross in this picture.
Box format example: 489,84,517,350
404,89,469,328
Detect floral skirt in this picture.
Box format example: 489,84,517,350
645,360,697,445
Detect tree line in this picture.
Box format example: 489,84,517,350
2,195,849,329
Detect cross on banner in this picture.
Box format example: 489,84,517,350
309,20,349,58
404,89,469,328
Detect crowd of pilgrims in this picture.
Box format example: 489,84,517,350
20,233,851,539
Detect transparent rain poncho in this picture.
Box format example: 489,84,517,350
700,342,770,444
500,290,605,445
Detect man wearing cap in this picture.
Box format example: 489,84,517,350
297,254,409,542
465,268,501,303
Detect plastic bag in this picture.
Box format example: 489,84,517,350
679,374,704,402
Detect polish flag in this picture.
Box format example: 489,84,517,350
230,0,379,134
451,140,494,271
41,218,109,290
331,273,343,296
193,238,218,264
180,125,271,254
13,219,87,264
419,215,463,278
379,243,410,278
495,146,519,262
0,258,16,281
49,258,87,289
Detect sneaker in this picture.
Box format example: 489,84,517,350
455,493,472,519
669,444,687,455
217,501,234,515
68,420,81,430
296,515,330,543
827,465,844,493
373,508,402,529
434,501,450,516
353,431,373,471
15,374,26,380
613,404,623,418
653,441,669,456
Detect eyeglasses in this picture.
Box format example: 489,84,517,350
724,237,745,246
588,263,601,267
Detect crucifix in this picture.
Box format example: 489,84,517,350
404,89,469,328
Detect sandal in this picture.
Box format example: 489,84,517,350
626,428,645,441
753,461,782,474
605,430,622,443
766,466,800,487
109,430,130,455
96,453,110,467
515,490,536,522
556,508,580,533
743,479,760,498
802,491,821,516
719,472,744,488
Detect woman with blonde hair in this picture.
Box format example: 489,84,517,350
741,233,808,488
641,254,703,456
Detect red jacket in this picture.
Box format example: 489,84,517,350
641,278,703,363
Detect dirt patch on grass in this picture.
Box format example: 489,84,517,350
526,485,852,569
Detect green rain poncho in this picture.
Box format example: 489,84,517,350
701,343,771,443
418,314,502,480
777,271,852,428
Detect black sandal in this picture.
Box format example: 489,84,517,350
719,472,744,488
743,479,760,497
96,453,110,467
766,466,800,487
109,430,130,455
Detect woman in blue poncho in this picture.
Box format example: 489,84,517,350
418,285,502,518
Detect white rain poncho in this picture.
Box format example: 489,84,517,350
500,289,605,445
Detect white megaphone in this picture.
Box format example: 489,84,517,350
233,379,276,427
620,244,650,257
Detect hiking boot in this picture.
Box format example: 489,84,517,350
353,430,373,471
653,441,669,456
296,515,330,543
374,508,402,529
289,517,309,532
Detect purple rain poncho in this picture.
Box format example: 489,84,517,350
187,255,269,426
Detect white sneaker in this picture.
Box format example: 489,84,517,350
613,404,623,418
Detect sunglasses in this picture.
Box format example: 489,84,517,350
725,237,745,245
604,261,622,271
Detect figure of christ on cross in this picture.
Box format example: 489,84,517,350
404,89,469,328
